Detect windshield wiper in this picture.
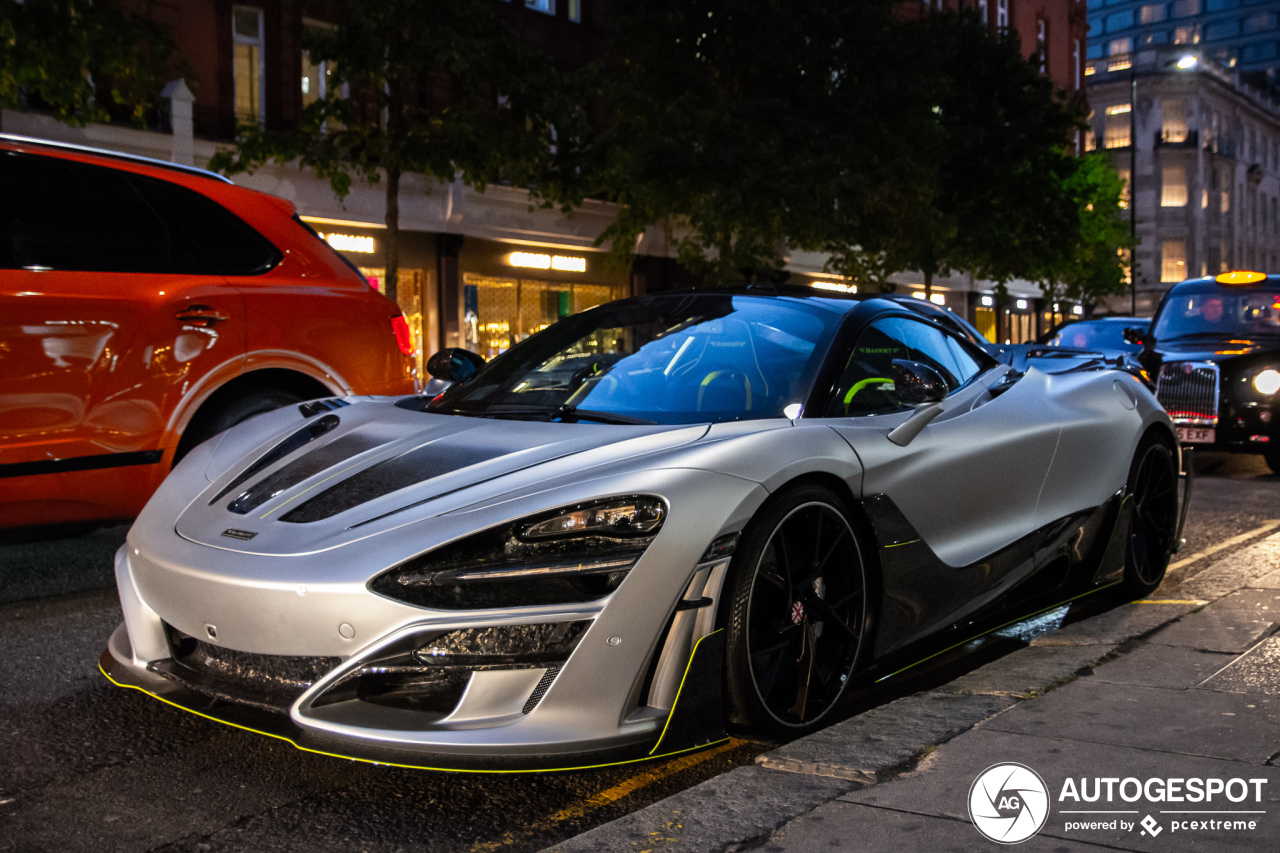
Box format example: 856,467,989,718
431,404,655,425
555,406,656,425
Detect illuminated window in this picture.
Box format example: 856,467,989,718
526,0,554,14
1162,99,1187,143
1173,25,1200,44
1104,107,1131,149
301,22,345,109
1117,168,1131,208
1037,19,1047,73
233,6,265,124
978,0,989,25
567,0,581,21
1162,167,1188,207
1109,37,1133,56
996,0,1008,30
1140,3,1167,24
1161,239,1187,283
1221,188,1230,213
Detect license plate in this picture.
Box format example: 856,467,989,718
1175,427,1215,444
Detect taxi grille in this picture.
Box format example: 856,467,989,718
1155,361,1219,425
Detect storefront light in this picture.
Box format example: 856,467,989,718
509,251,587,272
1016,299,1028,310
322,233,375,254
929,293,946,305
813,281,857,293
1072,305,1085,315
980,296,994,307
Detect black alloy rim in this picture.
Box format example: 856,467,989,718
1128,445,1178,586
745,501,865,727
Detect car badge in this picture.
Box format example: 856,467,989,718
1183,362,1193,375
790,601,806,625
222,528,258,541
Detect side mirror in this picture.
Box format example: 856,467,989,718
426,347,485,383
889,359,948,406
1122,326,1148,346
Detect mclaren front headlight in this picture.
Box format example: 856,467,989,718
370,496,668,609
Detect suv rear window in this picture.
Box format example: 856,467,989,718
0,150,280,275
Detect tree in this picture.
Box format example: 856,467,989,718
0,0,174,132
210,0,581,303
1042,153,1134,312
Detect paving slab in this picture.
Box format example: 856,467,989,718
755,691,1016,782
1200,637,1280,696
757,800,1117,852
1089,644,1236,690
984,678,1280,763
541,765,854,853
1174,533,1280,601
1150,589,1280,654
842,729,1280,852
941,645,1116,697
1028,602,1197,648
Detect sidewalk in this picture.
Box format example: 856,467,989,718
545,534,1280,852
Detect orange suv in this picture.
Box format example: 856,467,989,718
0,135,416,535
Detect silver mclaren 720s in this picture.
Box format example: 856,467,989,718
102,287,1190,771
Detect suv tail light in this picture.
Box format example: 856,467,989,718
390,315,414,355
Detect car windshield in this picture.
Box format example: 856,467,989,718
1153,284,1280,340
430,294,839,425
1050,321,1140,351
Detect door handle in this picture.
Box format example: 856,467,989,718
175,305,230,327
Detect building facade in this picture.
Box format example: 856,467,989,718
8,0,1089,358
1085,46,1280,316
1087,0,1279,91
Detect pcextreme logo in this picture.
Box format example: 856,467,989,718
968,763,1051,844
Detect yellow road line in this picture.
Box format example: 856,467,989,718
469,740,739,853
1167,520,1280,573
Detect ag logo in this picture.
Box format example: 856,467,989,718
968,763,1050,844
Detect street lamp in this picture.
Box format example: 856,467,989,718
1128,52,1199,315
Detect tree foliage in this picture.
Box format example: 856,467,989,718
0,0,174,130
592,3,1131,303
210,0,581,301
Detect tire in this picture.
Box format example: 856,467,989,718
1265,446,1280,477
724,483,869,737
173,388,305,466
1121,437,1179,598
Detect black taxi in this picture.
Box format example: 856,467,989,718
1135,271,1280,474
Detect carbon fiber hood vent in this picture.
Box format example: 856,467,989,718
175,403,707,556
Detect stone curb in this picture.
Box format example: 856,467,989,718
541,533,1280,853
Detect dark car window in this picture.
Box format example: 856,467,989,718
828,316,982,417
0,151,209,273
431,294,839,425
137,176,282,275
1153,283,1280,340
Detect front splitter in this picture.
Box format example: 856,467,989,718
98,648,728,774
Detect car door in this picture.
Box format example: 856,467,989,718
820,314,1061,653
0,150,247,527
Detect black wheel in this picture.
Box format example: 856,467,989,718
1265,445,1280,476
725,484,868,736
174,388,306,466
1122,438,1179,597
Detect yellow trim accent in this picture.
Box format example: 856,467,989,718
697,372,751,411
883,538,921,549
874,582,1121,683
844,377,894,405
99,662,728,774
649,628,724,756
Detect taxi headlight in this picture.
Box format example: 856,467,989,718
1253,369,1280,397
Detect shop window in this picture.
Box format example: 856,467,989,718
233,6,265,124
1161,239,1187,283
1162,99,1188,142
464,273,626,361
973,307,996,342
1161,166,1188,207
